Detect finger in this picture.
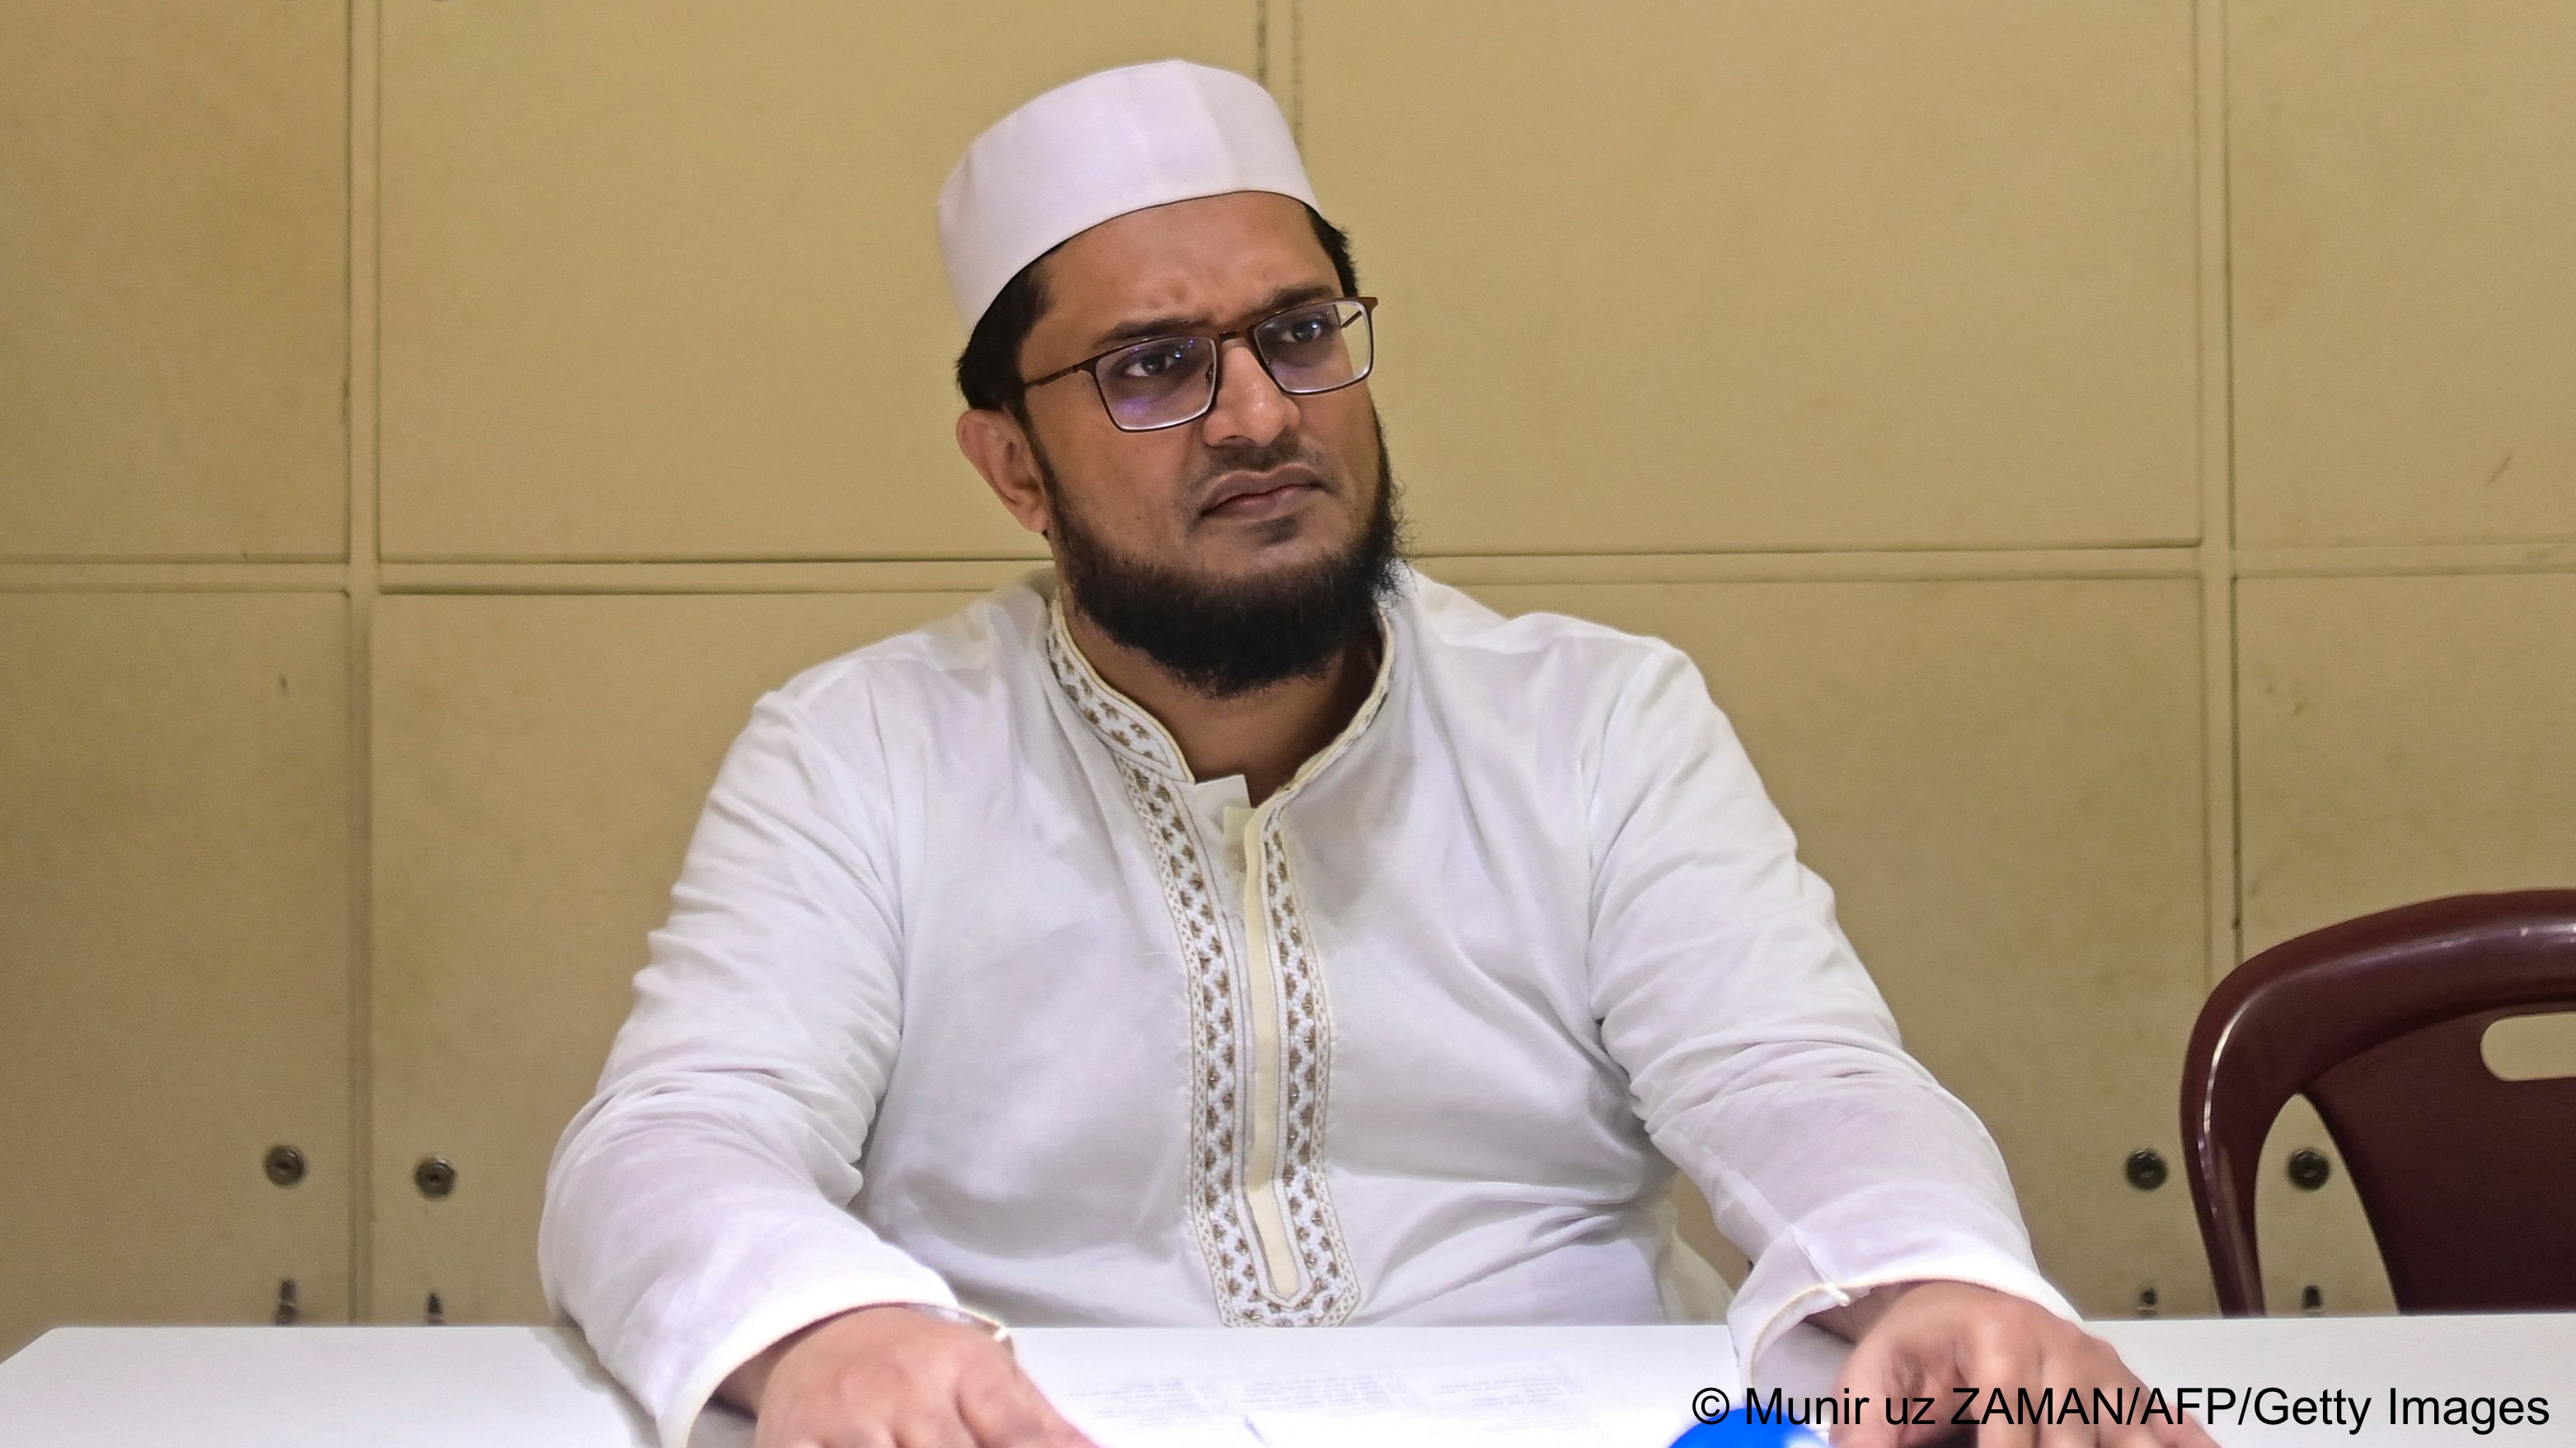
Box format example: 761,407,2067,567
758,1413,870,1448
1854,1340,1968,1448
2100,1385,2165,1448
2087,1351,2199,1448
955,1394,1055,1447
2029,1339,2133,1442
956,1367,1093,1448
770,1425,892,1448
2147,1408,2219,1448
1829,1332,1922,1448
887,1410,978,1448
2031,1347,2100,1448
2106,1413,2165,1448
1959,1320,2041,1448
1009,1366,1101,1448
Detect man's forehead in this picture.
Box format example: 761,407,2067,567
1043,192,1335,339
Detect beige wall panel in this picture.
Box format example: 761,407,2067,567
2240,574,2576,954
2231,2,2576,546
370,591,979,1320
378,4,1256,561
1666,1179,1752,1292
2251,1100,2395,1317
2235,574,2576,1312
2484,1010,2576,1081
0,595,350,1353
1303,2,2201,555
1460,576,2208,1314
0,6,345,560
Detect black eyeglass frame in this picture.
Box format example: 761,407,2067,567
1016,295,1380,433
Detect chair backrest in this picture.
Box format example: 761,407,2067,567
2180,890,2576,1314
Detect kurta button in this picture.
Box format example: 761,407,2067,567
414,1155,457,1200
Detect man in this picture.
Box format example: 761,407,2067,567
542,60,2212,1448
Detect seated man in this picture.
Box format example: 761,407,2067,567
542,59,2206,1448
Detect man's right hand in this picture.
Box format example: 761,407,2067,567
721,1304,1097,1448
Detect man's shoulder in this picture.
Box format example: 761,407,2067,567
769,570,1051,719
1403,569,1690,688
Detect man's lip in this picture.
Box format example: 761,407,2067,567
1199,466,1325,513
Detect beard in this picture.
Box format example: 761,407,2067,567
1039,420,1407,700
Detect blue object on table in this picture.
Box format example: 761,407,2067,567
1668,1407,1829,1446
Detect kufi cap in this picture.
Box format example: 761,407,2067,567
937,60,1319,330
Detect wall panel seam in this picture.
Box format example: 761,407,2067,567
368,549,2208,597
345,0,384,1324
2235,546,2576,578
1288,0,1303,142
0,554,347,566
2199,0,2243,991
373,541,2208,567
0,565,349,592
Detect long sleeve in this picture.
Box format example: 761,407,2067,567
1583,643,2078,1385
539,689,963,1448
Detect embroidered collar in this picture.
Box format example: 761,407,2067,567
1041,593,1396,792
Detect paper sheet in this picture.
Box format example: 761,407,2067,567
1053,1357,1682,1448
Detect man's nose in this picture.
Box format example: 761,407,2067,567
1198,336,1299,450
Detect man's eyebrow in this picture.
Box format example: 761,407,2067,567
1086,282,1342,352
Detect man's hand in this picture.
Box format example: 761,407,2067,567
1823,1282,2219,1448
720,1304,1096,1448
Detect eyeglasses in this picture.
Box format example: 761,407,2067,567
1019,296,1378,433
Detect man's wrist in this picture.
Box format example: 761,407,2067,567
889,1300,1016,1353
717,1300,1007,1414
1810,1279,1927,1343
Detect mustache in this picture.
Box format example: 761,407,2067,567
1188,436,1335,494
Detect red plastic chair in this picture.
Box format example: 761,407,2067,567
2181,890,2576,1314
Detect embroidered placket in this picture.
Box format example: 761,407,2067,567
1232,798,1302,1297
1042,601,1380,1325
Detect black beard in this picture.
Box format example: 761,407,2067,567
1040,424,1406,700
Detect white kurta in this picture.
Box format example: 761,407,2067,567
540,569,2075,1448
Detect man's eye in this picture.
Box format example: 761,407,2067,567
1271,313,1331,345
1114,343,1195,381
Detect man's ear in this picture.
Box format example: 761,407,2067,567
956,407,1050,537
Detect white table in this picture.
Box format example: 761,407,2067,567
1,1314,2569,1446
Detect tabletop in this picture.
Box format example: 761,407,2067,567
1,1313,2569,1446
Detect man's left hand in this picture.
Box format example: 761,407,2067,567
1823,1281,2220,1448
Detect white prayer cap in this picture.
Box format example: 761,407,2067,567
937,59,1320,331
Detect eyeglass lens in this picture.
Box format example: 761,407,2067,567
1095,300,1374,431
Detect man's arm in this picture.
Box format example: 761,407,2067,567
1582,644,2212,1447
539,688,1083,1448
